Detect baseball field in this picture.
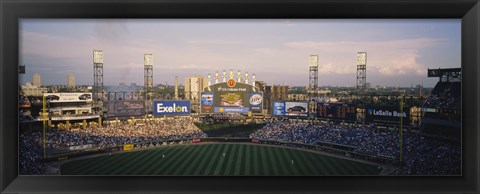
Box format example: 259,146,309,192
61,143,382,175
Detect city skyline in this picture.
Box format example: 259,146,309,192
19,19,461,88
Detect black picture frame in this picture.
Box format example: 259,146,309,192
1,0,479,193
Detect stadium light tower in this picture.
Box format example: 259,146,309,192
309,55,319,99
356,52,367,92
144,53,153,112
93,50,104,102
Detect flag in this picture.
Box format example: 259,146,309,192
19,65,26,74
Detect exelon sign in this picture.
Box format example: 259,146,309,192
153,101,191,115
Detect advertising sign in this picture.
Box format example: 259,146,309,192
214,107,249,113
201,92,214,113
44,93,92,103
421,108,437,113
105,100,145,118
249,92,263,113
272,101,308,117
154,100,191,116
123,144,134,151
285,102,309,117
69,144,94,151
365,106,410,125
273,101,286,116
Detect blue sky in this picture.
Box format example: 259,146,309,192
19,19,461,88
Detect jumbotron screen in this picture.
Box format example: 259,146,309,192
201,80,262,114
220,92,243,107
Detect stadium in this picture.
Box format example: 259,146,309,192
18,51,461,176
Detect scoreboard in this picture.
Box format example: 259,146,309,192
200,80,262,114
317,103,356,120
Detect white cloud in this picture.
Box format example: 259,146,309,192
318,62,356,74
283,38,445,77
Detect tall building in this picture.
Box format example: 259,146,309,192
184,75,208,100
67,73,76,87
32,73,41,87
272,85,288,101
21,82,47,96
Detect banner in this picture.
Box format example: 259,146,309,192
365,106,410,125
69,144,94,151
44,93,92,103
123,144,134,151
273,101,286,116
214,107,249,113
154,100,191,116
285,102,308,117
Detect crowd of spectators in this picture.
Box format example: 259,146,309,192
250,120,322,145
250,119,400,157
20,115,460,175
423,82,460,112
393,138,461,175
19,133,45,175
250,119,461,175
20,117,207,174
29,117,207,150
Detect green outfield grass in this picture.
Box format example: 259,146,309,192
61,143,382,175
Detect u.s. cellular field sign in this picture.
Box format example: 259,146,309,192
153,100,191,116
